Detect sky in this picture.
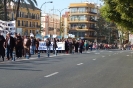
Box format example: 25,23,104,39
36,0,103,15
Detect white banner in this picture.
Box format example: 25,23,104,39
38,42,65,50
0,20,16,37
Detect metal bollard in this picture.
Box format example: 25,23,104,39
12,51,15,61
38,51,40,58
26,53,29,59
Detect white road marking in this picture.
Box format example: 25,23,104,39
102,56,105,57
127,55,130,56
95,53,100,54
44,72,59,78
77,63,83,65
109,55,111,56
47,54,70,57
93,59,96,60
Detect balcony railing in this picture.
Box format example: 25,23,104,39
89,27,96,29
89,11,97,14
18,24,40,28
70,19,88,21
70,11,88,13
18,14,40,20
89,18,97,22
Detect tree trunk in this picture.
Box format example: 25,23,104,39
15,0,20,21
4,0,7,21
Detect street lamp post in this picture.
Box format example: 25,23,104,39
40,1,53,34
51,8,68,36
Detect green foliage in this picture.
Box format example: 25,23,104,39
101,0,133,31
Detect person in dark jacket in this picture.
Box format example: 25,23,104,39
5,32,15,60
65,39,69,54
0,31,5,61
79,39,84,53
53,38,57,55
74,40,79,53
15,33,23,58
46,38,51,57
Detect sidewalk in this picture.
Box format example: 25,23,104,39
0,52,69,63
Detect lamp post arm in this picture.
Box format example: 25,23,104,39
40,2,46,9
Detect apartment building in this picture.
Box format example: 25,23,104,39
7,2,41,35
68,2,99,41
41,13,60,37
62,12,69,37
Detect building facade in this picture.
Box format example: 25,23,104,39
68,2,99,41
62,12,69,37
7,2,41,36
41,13,60,37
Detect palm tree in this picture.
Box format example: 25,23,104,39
15,0,38,20
0,4,4,20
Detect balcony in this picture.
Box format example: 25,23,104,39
48,27,54,30
69,19,88,23
89,18,97,22
89,11,97,14
25,15,28,18
84,35,97,39
36,25,41,28
69,27,88,31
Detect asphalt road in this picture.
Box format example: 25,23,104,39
0,50,133,88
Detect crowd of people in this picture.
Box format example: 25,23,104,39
0,31,40,61
0,30,125,62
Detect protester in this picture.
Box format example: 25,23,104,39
65,39,69,54
35,38,39,54
30,36,36,55
74,40,79,53
15,33,23,59
46,38,51,57
79,39,84,53
0,31,5,61
5,32,15,60
53,38,58,55
23,36,31,58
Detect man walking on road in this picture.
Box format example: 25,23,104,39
46,38,51,57
5,32,15,60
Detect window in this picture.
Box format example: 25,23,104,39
30,22,31,27
18,20,20,26
30,30,32,33
11,12,14,20
78,8,86,13
70,8,77,13
79,32,85,37
19,11,21,17
22,21,24,26
90,8,97,13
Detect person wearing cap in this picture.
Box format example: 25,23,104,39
5,32,15,60
0,31,5,61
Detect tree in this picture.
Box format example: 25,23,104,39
0,4,4,20
15,0,38,20
100,0,133,31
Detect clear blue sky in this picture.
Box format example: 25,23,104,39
37,0,103,15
